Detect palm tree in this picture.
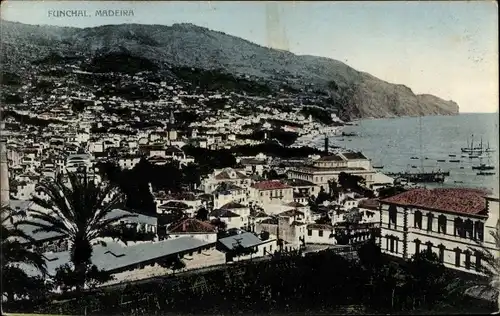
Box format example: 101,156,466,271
1,205,47,303
17,172,137,291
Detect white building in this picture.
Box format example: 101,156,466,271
201,167,251,194
250,180,294,206
287,152,376,190
378,188,499,275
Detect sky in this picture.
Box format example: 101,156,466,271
1,1,498,113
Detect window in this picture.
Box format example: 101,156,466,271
270,245,273,252
475,221,484,241
263,247,266,254
414,239,421,255
454,218,464,237
438,215,447,234
438,245,445,263
319,230,324,237
465,220,474,239
426,213,434,232
464,250,471,270
414,211,422,229
308,229,312,236
389,236,395,253
454,248,461,267
388,205,397,228
475,251,482,272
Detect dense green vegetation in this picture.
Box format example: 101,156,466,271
5,243,491,315
171,67,272,96
83,52,159,74
300,106,335,125
1,110,66,127
32,52,84,65
0,71,22,86
238,130,299,147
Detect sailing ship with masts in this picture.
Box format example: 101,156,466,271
461,134,496,155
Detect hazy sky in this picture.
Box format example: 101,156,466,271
2,1,498,113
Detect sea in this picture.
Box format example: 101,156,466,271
312,113,499,195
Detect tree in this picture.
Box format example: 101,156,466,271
406,250,449,308
327,179,340,200
1,206,47,302
315,187,330,205
344,208,362,224
17,172,136,291
470,218,500,313
195,208,209,221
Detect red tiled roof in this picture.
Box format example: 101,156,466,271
307,223,334,230
358,199,380,210
214,169,248,180
380,188,490,216
278,209,305,217
251,180,292,190
214,171,231,180
221,202,247,209
168,218,216,233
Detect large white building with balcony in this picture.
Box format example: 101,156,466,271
286,152,376,190
378,188,499,275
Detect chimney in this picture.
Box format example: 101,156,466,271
324,134,329,154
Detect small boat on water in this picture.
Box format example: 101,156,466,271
477,171,495,176
373,166,384,169
449,154,456,157
341,132,358,137
437,160,446,162
454,181,464,183
410,157,419,160
472,164,495,171
425,157,429,160
469,155,479,159
411,165,418,168
449,160,461,163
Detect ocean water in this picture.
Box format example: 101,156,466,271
313,113,499,194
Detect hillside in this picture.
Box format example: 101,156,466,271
0,20,459,119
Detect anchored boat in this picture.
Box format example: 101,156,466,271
477,171,495,176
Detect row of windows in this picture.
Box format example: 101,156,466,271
308,229,325,237
414,239,482,271
388,206,485,241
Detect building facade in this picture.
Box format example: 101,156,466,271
378,188,499,275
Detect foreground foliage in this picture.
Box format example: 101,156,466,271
5,242,492,315
16,173,135,291
1,206,47,302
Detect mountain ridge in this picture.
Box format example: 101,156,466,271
0,20,459,119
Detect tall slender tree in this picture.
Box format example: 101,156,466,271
17,172,136,290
